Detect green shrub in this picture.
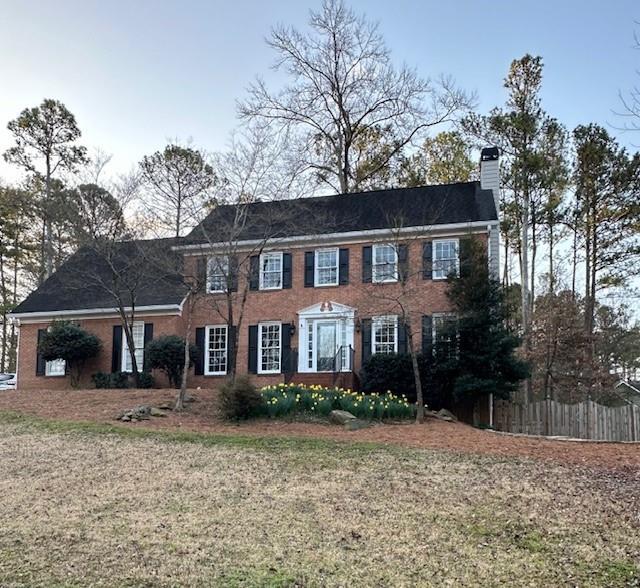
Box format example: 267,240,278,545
91,372,111,389
137,371,155,389
218,376,264,420
39,320,102,387
360,353,418,399
109,371,129,389
146,335,198,388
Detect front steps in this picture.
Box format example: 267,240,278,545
285,371,360,390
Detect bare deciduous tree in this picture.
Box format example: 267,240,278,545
239,0,470,193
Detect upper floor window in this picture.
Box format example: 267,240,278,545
122,321,145,373
45,358,65,377
433,239,459,280
315,248,338,286
206,325,228,375
207,256,229,293
260,252,283,290
258,322,281,373
372,315,398,354
372,244,398,283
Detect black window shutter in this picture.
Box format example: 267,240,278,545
194,327,205,375
362,246,372,283
36,329,46,376
398,320,408,354
249,255,259,290
397,244,408,282
459,238,472,278
197,257,208,292
227,325,236,374
111,325,123,373
339,248,349,285
304,251,315,287
229,255,239,292
281,323,292,373
361,319,372,362
143,323,154,371
423,242,433,280
422,315,433,355
282,253,292,289
248,325,258,373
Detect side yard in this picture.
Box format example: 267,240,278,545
0,415,639,587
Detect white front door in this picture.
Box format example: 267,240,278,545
316,320,337,372
297,302,356,373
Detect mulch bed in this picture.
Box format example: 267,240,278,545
1,387,639,473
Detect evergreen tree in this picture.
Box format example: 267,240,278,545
439,241,529,401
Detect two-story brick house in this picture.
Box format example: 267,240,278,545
11,148,500,392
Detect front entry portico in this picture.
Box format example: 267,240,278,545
297,302,356,373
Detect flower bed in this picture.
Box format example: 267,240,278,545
260,383,415,420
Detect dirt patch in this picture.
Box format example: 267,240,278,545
1,387,639,474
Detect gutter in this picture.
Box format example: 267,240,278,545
174,220,500,255
9,302,185,323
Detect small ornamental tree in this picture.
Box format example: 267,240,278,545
440,241,529,402
146,335,198,388
38,321,101,387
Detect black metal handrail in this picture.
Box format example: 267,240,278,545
332,344,354,385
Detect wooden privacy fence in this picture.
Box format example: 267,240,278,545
493,399,640,442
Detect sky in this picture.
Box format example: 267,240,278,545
1,0,639,182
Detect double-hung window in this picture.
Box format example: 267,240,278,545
206,325,228,375
122,321,145,372
433,239,459,280
207,256,229,293
260,252,283,290
372,244,398,283
372,315,398,355
45,358,66,377
433,313,458,358
258,322,281,373
315,248,338,286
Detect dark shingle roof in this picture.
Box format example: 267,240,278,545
185,181,497,244
12,238,187,315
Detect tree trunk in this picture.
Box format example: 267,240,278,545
176,293,193,411
44,157,54,280
406,325,425,424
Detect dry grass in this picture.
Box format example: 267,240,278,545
0,415,638,587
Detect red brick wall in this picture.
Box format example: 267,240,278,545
17,315,182,390
17,235,487,391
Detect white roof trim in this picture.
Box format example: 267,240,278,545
9,303,184,323
615,380,640,395
176,220,498,255
297,301,356,318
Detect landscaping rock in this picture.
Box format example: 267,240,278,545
436,408,458,422
329,410,356,425
150,407,167,418
344,419,370,431
183,394,196,403
157,402,173,411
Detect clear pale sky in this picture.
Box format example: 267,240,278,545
1,0,639,181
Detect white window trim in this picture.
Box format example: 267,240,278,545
314,247,339,287
122,321,145,373
259,252,283,291
258,322,282,374
433,238,460,281
372,243,399,283
204,325,228,376
371,315,398,355
45,358,66,377
207,255,229,293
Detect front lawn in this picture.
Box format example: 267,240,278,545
0,414,638,587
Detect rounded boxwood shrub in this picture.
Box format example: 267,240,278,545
218,376,264,420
